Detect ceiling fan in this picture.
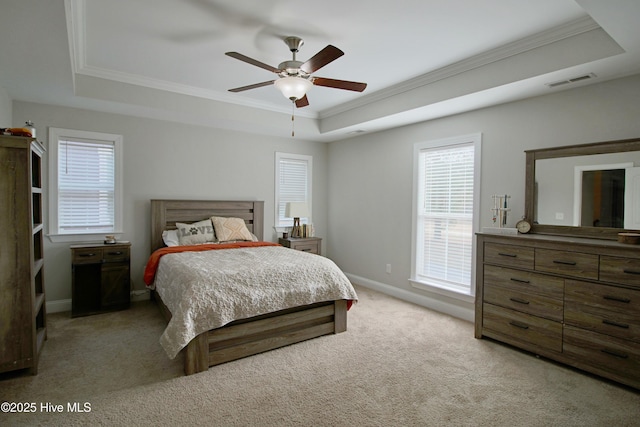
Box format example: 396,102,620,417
226,36,367,108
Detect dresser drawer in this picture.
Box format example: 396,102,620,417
103,246,130,262
565,280,640,342
483,265,564,321
534,248,598,280
563,325,640,387
484,243,534,270
600,256,640,289
72,247,103,264
482,303,562,353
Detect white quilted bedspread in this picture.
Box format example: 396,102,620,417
153,245,358,359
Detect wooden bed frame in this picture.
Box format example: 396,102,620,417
149,199,348,375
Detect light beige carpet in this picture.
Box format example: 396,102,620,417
1,285,639,426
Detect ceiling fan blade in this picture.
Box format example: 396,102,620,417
313,77,367,92
225,52,280,73
300,45,344,74
295,95,309,108
228,80,275,92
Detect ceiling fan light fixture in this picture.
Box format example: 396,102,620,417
274,76,312,101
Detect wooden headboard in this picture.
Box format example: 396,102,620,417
150,200,264,252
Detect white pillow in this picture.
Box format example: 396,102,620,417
162,229,180,247
175,219,216,245
211,216,253,242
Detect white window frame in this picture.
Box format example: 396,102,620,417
48,127,123,243
410,133,482,301
275,152,312,230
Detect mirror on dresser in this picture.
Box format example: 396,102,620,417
525,137,640,239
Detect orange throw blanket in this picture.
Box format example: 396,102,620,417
143,241,280,286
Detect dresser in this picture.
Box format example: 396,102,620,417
475,233,640,389
0,135,46,375
278,237,322,254
71,242,131,317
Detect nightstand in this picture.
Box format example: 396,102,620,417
278,237,322,254
71,242,131,317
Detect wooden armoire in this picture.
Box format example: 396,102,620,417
0,135,46,375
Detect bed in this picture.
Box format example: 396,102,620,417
146,199,357,375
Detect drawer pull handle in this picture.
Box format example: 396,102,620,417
108,251,124,255
602,319,630,329
508,321,529,330
79,253,96,257
510,278,530,284
301,248,311,252
509,297,530,305
623,269,640,275
600,348,629,359
498,252,517,258
603,295,631,303
552,260,576,266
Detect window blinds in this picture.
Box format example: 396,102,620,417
58,139,115,233
417,143,475,290
277,157,309,225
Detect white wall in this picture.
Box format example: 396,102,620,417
12,101,329,310
0,86,12,127
327,74,640,320
12,73,640,318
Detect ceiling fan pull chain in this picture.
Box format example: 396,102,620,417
291,101,295,137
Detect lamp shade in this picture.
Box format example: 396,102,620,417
285,202,309,219
274,77,312,101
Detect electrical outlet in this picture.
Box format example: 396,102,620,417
386,264,391,274
555,212,564,220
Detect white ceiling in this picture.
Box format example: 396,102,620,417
1,0,640,141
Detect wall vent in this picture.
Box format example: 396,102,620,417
546,73,597,88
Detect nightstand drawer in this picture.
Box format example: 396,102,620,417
72,248,103,264
279,237,322,254
104,246,130,262
293,243,318,253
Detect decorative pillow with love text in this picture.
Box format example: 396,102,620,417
175,219,216,245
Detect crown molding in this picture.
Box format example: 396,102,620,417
76,64,319,118
319,16,601,119
65,0,84,77
65,1,601,125
64,0,317,119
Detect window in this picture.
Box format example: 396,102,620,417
275,152,312,228
48,128,123,242
411,133,481,297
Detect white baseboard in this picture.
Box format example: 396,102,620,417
345,273,475,323
131,289,150,302
46,299,71,314
47,282,473,322
46,290,151,314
